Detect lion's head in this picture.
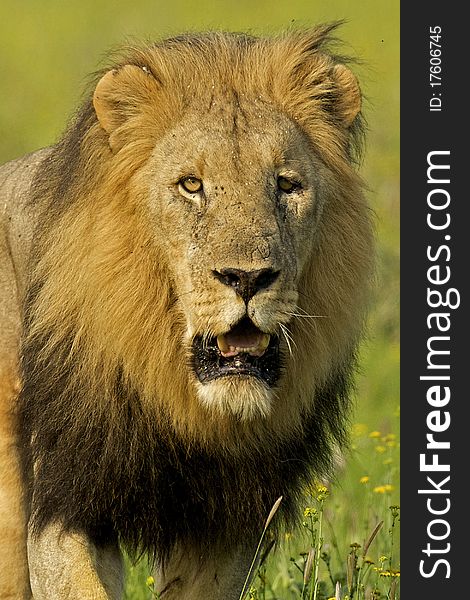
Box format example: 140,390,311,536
24,26,373,451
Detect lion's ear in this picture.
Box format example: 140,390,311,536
93,64,158,143
330,63,361,128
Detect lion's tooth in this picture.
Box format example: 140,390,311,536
247,334,271,357
258,333,270,352
217,334,230,353
218,333,270,357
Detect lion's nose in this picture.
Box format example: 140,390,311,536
213,268,280,303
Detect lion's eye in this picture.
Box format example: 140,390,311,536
179,176,203,194
277,176,299,194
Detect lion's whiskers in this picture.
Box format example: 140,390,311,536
277,305,329,343
278,310,318,335
286,312,328,319
278,322,296,356
290,305,328,319
201,329,213,351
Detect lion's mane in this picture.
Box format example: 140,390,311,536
18,25,374,561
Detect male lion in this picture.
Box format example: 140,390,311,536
0,26,374,599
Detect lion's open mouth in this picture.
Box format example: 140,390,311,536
191,318,281,386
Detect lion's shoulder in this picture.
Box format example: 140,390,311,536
0,148,52,290
0,148,50,203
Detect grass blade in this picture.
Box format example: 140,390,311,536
238,496,283,600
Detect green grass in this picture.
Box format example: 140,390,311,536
0,0,399,597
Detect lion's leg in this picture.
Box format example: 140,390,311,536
0,373,31,600
154,544,254,600
27,522,123,600
0,199,31,598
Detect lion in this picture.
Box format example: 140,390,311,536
0,26,374,599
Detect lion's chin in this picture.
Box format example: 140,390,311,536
195,377,274,420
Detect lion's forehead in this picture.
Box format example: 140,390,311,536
204,91,278,131
154,102,312,185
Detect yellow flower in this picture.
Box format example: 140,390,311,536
369,430,381,438
383,458,393,465
360,476,370,484
375,445,387,454
350,542,361,550
304,507,318,518
146,576,155,587
378,568,400,577
353,423,368,437
373,484,394,494
315,484,329,501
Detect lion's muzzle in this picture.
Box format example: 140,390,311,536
190,266,283,385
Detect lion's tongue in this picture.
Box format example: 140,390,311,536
217,322,270,358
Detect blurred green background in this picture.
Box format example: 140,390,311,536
0,0,399,594
0,0,399,430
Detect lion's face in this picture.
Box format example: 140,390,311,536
141,99,322,417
